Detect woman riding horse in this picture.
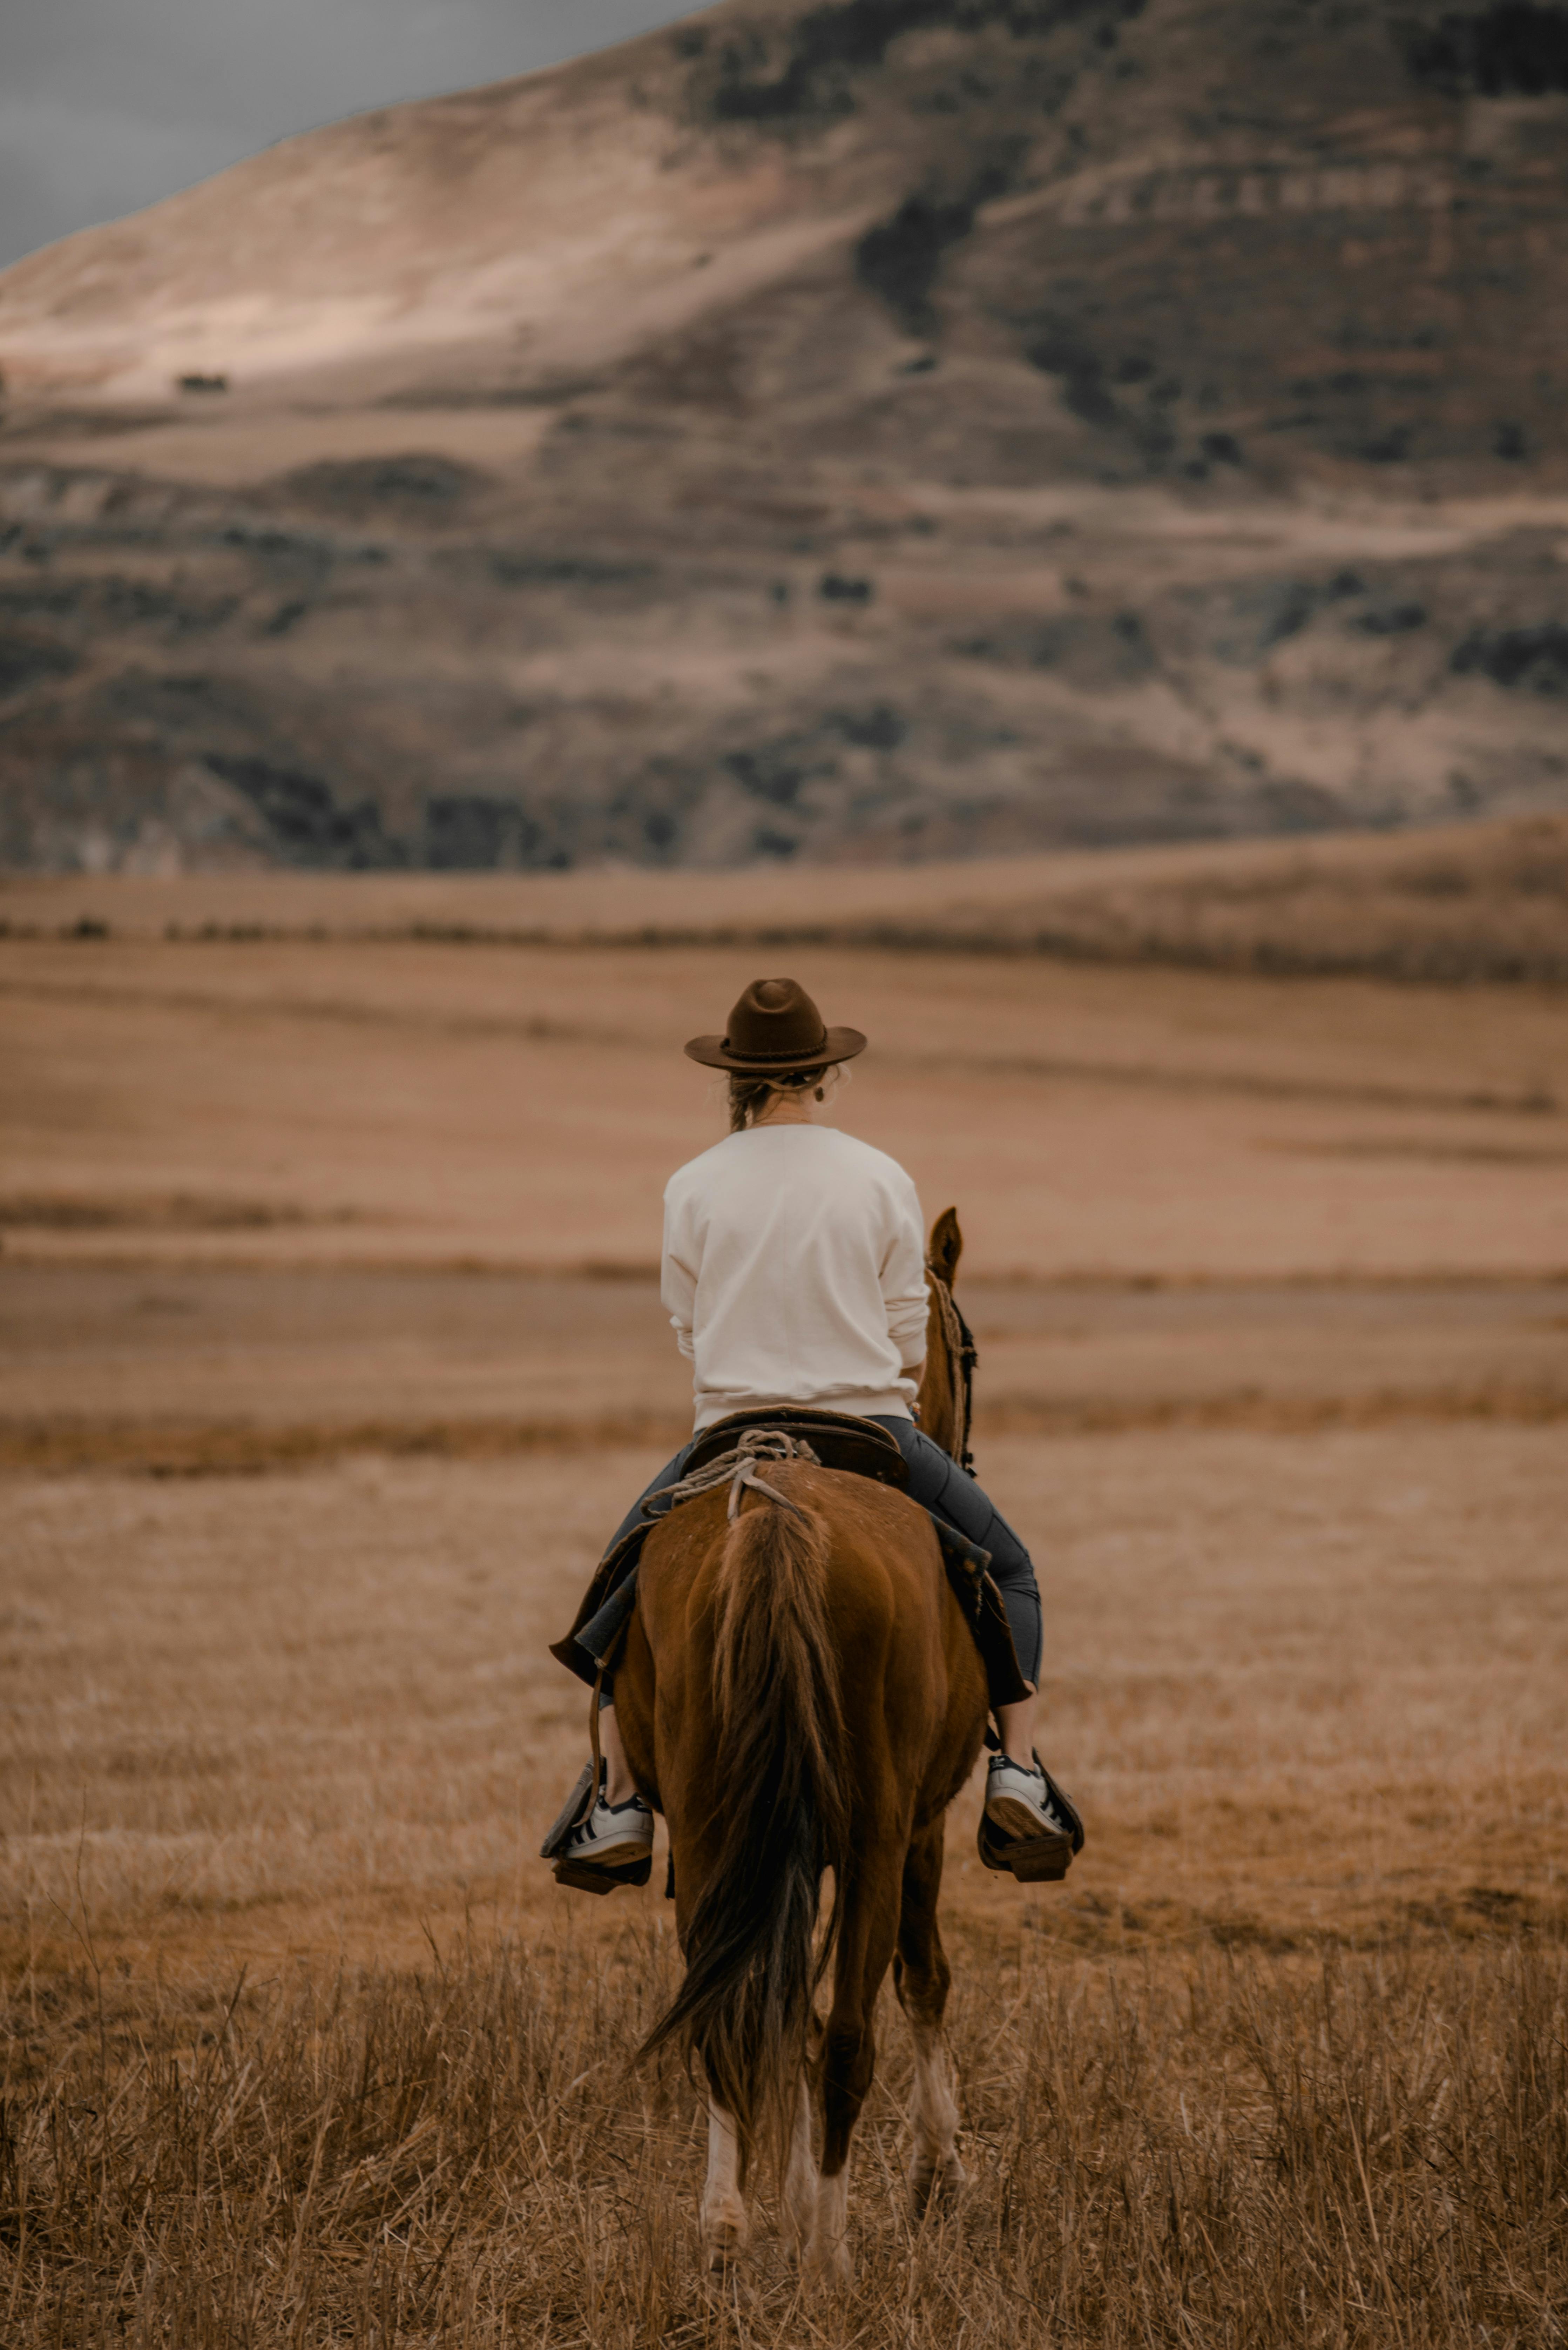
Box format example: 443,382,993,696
552,975,1070,1871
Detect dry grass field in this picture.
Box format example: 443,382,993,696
2,857,1567,2341
4,814,1568,985
6,1425,1566,1972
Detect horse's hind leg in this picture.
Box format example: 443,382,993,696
700,2093,749,2263
806,1860,900,2283
894,1821,965,2214
783,2052,818,2257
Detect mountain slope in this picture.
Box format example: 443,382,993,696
1,0,1566,871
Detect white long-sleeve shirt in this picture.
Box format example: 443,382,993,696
661,1125,929,1432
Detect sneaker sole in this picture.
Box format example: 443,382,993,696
567,1833,654,1868
985,1794,1069,1845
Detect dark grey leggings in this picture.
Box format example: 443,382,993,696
603,1416,1042,1688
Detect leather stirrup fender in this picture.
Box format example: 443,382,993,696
929,1516,1032,1709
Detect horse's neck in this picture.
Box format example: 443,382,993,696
917,1275,960,1459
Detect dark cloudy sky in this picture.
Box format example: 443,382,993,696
0,1,698,271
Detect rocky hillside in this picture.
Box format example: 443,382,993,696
1,0,1566,871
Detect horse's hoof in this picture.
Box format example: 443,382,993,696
804,2218,851,2294
803,2233,852,2287
909,2152,966,2217
702,2208,750,2267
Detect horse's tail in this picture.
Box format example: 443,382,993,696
641,1484,850,2164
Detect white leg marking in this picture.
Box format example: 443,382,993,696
805,2166,852,2284
783,2068,818,2256
701,2098,749,2263
907,2016,965,2213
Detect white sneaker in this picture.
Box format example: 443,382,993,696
984,1752,1072,1845
562,1789,655,1868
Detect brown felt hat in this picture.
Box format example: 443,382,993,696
684,977,867,1075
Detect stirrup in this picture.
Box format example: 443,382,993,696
976,1753,1084,1883
540,1762,655,1894
552,1850,654,1896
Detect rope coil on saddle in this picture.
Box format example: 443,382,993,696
648,1427,822,1523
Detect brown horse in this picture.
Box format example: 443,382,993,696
613,1209,988,2277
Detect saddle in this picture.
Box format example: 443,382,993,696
682,1405,909,1489
548,1407,1030,1711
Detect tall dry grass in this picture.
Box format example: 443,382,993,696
4,1927,1564,2347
